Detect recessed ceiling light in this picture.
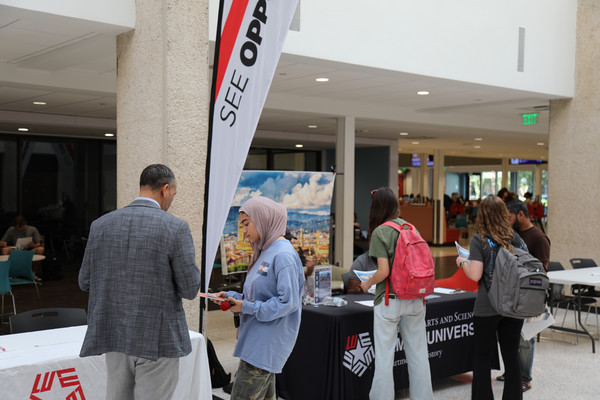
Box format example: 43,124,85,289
32,101,46,105
537,142,544,146
295,144,303,148
105,133,115,137
474,137,483,141
474,145,481,149
315,77,329,82
399,132,408,136
417,90,430,96
411,141,419,145
308,125,318,129
18,128,28,132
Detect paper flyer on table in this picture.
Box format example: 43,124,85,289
455,241,470,259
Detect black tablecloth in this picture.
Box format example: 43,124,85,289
278,292,490,400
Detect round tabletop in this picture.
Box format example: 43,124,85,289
0,254,46,262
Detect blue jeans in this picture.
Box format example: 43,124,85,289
519,337,535,382
370,298,433,400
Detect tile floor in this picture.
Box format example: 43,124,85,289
207,245,600,400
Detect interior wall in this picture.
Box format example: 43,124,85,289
209,0,576,96
0,0,135,27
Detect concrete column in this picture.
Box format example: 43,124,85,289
548,0,600,266
534,165,542,200
335,116,355,269
116,0,209,331
501,158,509,190
419,153,427,199
432,150,445,244
389,141,399,195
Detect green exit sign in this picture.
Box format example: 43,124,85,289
522,113,538,125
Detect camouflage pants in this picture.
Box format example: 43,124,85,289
230,360,276,400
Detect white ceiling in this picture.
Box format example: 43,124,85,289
0,8,560,161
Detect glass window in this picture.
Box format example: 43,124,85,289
0,136,116,247
273,152,305,170
0,140,18,229
514,171,534,200
482,171,499,198
468,173,481,200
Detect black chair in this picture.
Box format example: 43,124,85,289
546,262,577,328
547,261,570,309
9,308,87,334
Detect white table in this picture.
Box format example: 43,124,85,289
0,254,46,262
547,266,600,353
0,326,212,399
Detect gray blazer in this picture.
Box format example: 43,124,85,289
79,199,201,360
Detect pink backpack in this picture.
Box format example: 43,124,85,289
382,221,435,305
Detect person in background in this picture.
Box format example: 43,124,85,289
456,195,526,400
215,197,304,400
0,215,44,256
497,188,513,203
359,187,433,400
79,164,201,400
343,251,377,294
502,199,551,392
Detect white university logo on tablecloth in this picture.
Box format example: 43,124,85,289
343,332,374,377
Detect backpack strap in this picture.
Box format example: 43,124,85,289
385,279,390,306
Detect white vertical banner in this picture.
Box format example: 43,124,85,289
202,0,299,291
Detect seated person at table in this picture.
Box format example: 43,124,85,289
0,215,44,256
343,252,377,294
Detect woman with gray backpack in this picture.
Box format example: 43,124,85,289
456,195,526,400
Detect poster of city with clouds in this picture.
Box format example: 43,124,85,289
221,171,335,274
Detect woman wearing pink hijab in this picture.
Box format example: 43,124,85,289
215,196,305,400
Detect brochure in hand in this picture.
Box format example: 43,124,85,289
455,241,470,259
354,270,376,282
353,270,377,295
198,292,226,302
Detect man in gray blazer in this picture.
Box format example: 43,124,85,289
79,164,201,400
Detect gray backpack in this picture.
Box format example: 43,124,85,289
488,244,549,319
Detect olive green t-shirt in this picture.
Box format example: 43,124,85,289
368,218,411,305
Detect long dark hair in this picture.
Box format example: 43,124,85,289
476,195,515,250
368,187,399,240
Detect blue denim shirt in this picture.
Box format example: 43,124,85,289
227,239,305,373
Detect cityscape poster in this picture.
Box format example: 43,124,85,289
221,171,335,275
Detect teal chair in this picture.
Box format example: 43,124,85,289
8,249,39,298
0,260,17,322
455,214,468,229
